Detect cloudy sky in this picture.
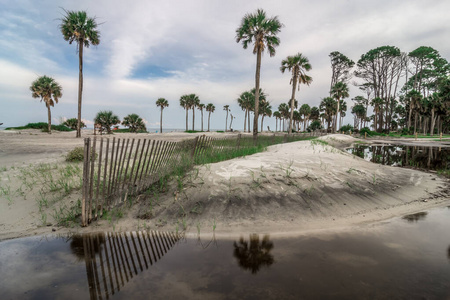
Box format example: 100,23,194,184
1,0,449,131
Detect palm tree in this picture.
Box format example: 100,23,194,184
293,110,302,131
310,106,320,123
184,94,200,131
278,103,289,132
223,105,230,131
260,101,272,132
330,82,349,133
320,97,337,131
122,113,146,132
206,103,215,132
179,94,190,131
299,103,311,131
30,75,63,134
198,103,205,131
237,91,253,133
94,111,120,134
273,111,281,131
156,98,169,133
63,118,86,130
236,9,283,137
60,10,100,138
338,100,347,130
280,53,313,134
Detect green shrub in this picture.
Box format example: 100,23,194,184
5,122,72,132
339,124,354,133
66,147,84,162
307,120,322,132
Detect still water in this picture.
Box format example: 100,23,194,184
346,145,450,171
1,207,450,299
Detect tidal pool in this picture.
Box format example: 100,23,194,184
346,144,449,171
1,207,450,299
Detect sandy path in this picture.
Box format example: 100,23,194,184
0,131,449,240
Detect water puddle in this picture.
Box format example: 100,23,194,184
346,145,450,171
1,207,450,299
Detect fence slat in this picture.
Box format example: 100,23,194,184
114,139,129,198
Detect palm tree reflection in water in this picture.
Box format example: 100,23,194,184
233,234,275,274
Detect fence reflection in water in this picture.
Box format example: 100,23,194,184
71,231,180,300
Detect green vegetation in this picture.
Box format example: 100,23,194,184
30,75,63,134
66,147,84,162
94,110,120,134
5,122,72,132
122,113,147,132
63,118,86,130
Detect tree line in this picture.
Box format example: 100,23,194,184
28,8,450,136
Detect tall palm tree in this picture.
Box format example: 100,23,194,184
278,103,289,132
237,91,253,132
179,94,190,131
338,100,347,130
60,10,100,138
273,111,281,132
223,105,230,131
185,94,200,131
156,98,169,133
330,82,349,133
198,103,205,131
293,110,302,131
260,101,272,132
280,53,313,134
30,75,63,134
299,103,311,131
236,9,283,137
206,103,215,132
320,97,337,131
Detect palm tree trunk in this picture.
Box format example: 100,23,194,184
208,111,211,132
334,99,340,133
160,108,163,133
430,109,436,136
243,109,247,132
192,108,195,131
76,42,84,138
185,108,188,131
261,115,264,132
201,109,203,131
288,75,298,134
225,110,228,132
253,49,262,137
248,111,251,133
47,104,52,134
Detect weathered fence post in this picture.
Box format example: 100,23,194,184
191,136,199,158
82,138,91,227
283,134,287,143
89,137,97,222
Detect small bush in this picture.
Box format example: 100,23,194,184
66,147,84,162
339,124,354,133
360,127,371,136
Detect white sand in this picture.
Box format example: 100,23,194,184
0,130,449,240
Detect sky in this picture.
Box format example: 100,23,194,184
1,0,450,132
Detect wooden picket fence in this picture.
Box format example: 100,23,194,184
81,132,325,226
